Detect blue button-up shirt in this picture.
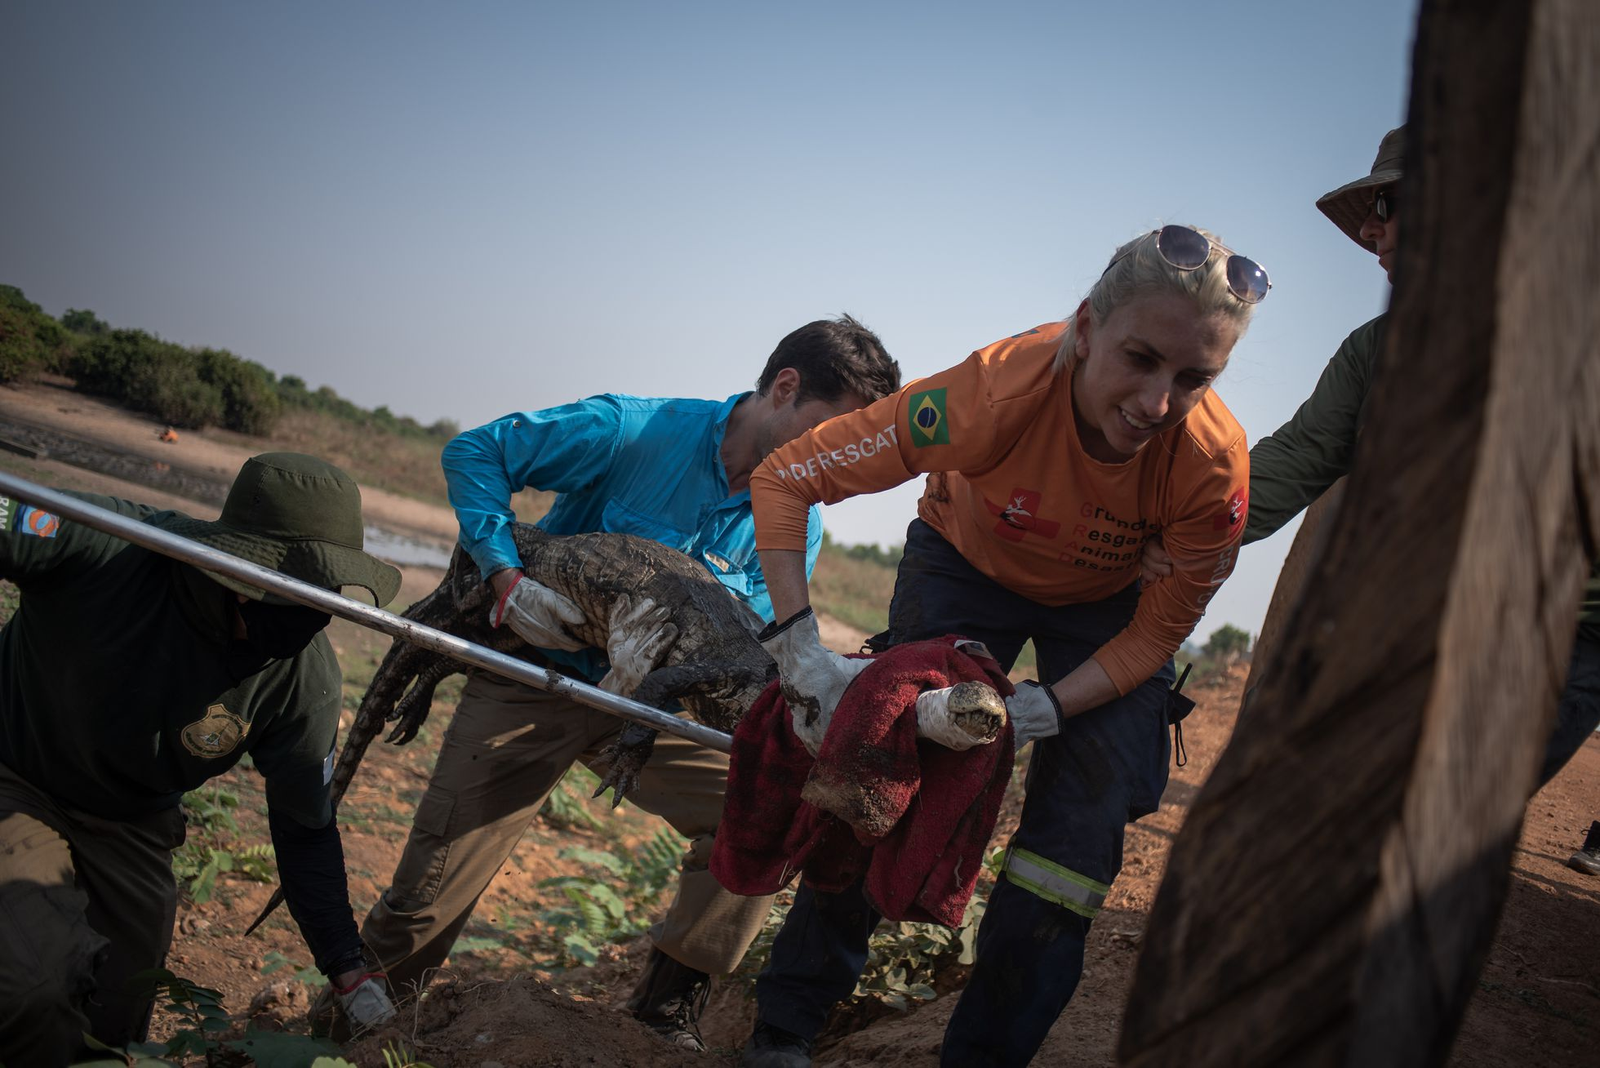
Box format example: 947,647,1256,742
442,392,824,680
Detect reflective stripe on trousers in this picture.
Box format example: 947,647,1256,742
1003,846,1109,920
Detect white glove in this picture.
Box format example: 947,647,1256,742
598,594,678,695
1005,681,1063,747
334,972,397,1033
913,680,1010,751
758,607,871,756
490,572,586,651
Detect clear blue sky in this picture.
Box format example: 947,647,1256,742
0,0,1416,644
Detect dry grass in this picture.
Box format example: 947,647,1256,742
205,408,555,520
209,408,452,503
811,549,897,637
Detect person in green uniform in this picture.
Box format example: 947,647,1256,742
0,453,403,1064
1145,125,1600,799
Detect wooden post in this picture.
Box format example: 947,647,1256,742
1118,1,1600,1065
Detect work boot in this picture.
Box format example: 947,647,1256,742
626,946,710,1051
1568,821,1600,877
740,1019,813,1067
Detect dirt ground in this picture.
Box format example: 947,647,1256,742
1,379,1596,1066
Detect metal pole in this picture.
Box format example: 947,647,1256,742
0,470,733,753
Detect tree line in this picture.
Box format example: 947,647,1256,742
0,284,457,440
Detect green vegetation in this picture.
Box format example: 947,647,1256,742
0,284,456,451
534,828,687,968
811,536,898,637
1174,623,1255,682
0,285,73,383
73,329,281,433
80,970,343,1067
1202,623,1252,663
172,784,276,904
260,950,328,989
538,765,608,831
736,847,1001,1013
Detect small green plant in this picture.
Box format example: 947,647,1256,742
78,1032,177,1067
380,1041,437,1068
117,968,345,1066
538,766,606,831
261,949,329,988
182,783,242,835
130,969,230,1061
854,895,985,1010
534,828,686,967
171,786,275,902
737,849,1003,1012
170,845,233,904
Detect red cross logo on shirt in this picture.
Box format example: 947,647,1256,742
1212,487,1249,533
984,489,1060,543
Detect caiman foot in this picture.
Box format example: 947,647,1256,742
595,723,659,807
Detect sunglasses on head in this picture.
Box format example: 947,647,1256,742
1108,225,1272,305
1373,187,1397,223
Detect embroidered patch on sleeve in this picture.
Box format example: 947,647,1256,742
16,505,60,538
0,496,12,531
907,388,950,447
180,704,249,758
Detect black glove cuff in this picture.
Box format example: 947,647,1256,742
756,605,814,643
325,949,368,979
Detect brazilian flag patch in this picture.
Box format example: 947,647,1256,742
908,388,949,447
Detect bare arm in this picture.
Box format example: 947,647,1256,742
1048,658,1120,719
757,549,812,624
488,567,522,600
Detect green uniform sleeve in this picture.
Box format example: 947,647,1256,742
1244,315,1386,545
249,637,342,828
0,492,158,584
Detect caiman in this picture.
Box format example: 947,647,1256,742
246,523,776,934
356,523,774,800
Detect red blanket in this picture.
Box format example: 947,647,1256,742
711,637,1015,926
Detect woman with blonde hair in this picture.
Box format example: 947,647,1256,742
738,225,1267,1067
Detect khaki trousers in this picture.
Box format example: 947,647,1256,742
0,761,184,1067
362,672,773,994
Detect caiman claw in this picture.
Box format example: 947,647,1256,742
594,723,659,807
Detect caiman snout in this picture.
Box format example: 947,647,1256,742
942,680,1007,743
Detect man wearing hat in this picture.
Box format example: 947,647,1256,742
0,453,403,1064
1146,126,1600,812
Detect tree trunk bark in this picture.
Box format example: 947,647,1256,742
1240,479,1345,716
1119,1,1600,1065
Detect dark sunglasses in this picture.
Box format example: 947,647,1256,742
1373,187,1397,222
1107,225,1272,305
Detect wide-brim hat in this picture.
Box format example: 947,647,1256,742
150,452,402,608
1316,126,1406,251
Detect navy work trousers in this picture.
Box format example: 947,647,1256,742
1538,633,1600,789
754,519,1174,1067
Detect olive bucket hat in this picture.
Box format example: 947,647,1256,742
1316,125,1406,252
152,452,402,607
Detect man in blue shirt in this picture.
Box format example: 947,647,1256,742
357,316,900,1049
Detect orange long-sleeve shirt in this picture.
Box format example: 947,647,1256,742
751,322,1250,694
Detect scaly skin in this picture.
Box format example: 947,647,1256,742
246,525,775,936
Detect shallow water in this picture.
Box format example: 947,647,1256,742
362,525,454,568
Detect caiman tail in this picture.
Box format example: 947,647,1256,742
245,581,459,936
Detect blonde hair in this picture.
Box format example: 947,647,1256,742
1055,227,1257,371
